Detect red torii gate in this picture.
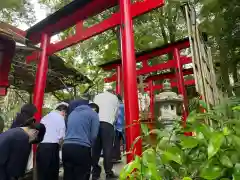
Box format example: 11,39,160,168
0,0,165,162
99,38,194,124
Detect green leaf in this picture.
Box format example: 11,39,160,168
223,127,231,136
208,133,224,159
186,110,197,123
232,135,240,151
144,165,160,180
195,123,212,140
233,163,240,180
220,155,233,168
149,129,168,139
141,123,149,136
119,156,141,179
200,164,222,179
182,177,192,180
180,135,199,149
142,149,159,179
142,148,156,165
232,106,240,111
230,151,240,164
199,100,208,110
161,146,182,165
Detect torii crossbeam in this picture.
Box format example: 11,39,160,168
1,0,165,162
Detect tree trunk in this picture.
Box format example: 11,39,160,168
219,43,232,96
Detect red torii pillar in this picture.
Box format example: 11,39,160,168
173,48,189,126
120,0,142,162
0,37,15,96
33,33,50,121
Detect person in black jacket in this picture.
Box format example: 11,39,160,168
0,123,46,180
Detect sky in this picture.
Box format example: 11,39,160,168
18,0,49,30
18,0,60,42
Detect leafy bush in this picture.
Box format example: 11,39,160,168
120,98,240,180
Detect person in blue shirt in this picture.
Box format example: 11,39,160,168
112,94,125,162
66,93,90,118
62,103,100,180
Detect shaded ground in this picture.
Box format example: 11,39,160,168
23,155,125,180
59,157,125,180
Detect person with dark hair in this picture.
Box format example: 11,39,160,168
0,122,45,180
62,103,100,180
66,93,90,118
11,103,37,129
36,102,68,180
88,102,100,114
92,90,119,179
112,94,125,162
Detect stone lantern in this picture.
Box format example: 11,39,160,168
155,79,183,130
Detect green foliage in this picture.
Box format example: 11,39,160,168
0,0,36,26
0,0,22,10
199,0,240,96
121,98,240,179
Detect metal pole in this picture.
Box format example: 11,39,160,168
33,33,50,121
173,48,188,126
119,0,142,162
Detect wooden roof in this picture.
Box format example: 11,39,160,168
10,48,91,93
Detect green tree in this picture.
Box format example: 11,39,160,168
0,0,36,26
199,0,240,96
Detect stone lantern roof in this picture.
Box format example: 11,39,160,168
155,79,183,103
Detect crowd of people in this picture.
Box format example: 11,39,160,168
0,89,125,180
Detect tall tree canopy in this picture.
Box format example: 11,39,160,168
0,0,36,25
199,0,240,96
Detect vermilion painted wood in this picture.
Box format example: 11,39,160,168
0,36,15,95
101,39,190,71
174,48,189,126
104,57,192,83
26,0,165,63
33,33,50,122
144,79,195,91
120,0,143,162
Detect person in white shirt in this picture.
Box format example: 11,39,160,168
36,103,68,180
92,90,119,180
